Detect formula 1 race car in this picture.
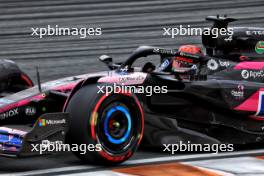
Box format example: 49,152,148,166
0,16,264,165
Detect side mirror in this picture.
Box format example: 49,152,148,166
99,55,121,70
99,55,112,64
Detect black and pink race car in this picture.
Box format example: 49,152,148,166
1,16,264,165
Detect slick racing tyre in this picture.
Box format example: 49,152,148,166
65,83,144,165
0,59,33,95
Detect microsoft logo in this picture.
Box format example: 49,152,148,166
38,119,46,126
38,118,66,127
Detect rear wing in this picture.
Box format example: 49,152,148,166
206,15,237,29
203,16,264,58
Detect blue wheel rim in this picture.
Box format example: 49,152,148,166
104,106,131,144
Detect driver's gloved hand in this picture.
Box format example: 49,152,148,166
142,62,156,73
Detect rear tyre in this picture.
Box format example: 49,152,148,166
65,83,144,165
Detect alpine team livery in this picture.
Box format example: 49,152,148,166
0,16,264,165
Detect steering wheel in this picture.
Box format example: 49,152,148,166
142,62,156,73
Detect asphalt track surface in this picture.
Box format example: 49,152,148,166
1,0,264,175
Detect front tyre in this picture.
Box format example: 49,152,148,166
65,83,144,165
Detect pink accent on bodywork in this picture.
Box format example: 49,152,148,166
234,62,264,70
234,88,264,112
0,94,45,113
98,72,147,85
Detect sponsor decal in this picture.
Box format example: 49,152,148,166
219,60,230,67
38,119,46,126
0,108,19,120
119,66,128,73
38,118,66,127
207,59,219,70
191,64,198,70
179,51,199,59
153,48,177,55
157,59,170,71
241,70,264,79
41,140,63,149
118,75,145,84
241,70,250,79
246,30,264,36
256,91,264,116
25,107,36,116
255,41,264,54
98,72,147,85
231,84,244,99
207,59,230,71
176,57,193,63
160,59,170,69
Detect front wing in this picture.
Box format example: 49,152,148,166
0,113,69,157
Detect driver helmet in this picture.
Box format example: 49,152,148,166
172,45,203,72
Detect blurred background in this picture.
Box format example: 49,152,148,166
0,0,264,82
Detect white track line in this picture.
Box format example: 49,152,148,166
2,149,264,176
